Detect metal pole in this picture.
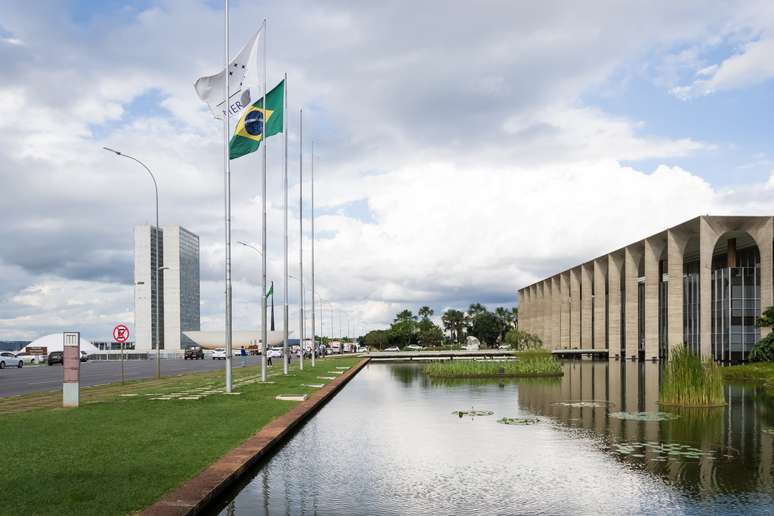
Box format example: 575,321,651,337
311,141,316,366
299,108,305,370
101,148,161,378
283,72,289,375
260,17,268,382
223,0,233,393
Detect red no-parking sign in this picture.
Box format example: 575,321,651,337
113,324,130,343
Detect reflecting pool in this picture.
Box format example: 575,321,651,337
215,361,774,515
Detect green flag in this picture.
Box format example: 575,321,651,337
229,79,284,160
266,283,273,299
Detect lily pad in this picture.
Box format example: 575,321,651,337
609,411,679,422
497,417,540,425
552,400,613,408
452,409,494,417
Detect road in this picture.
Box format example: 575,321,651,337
0,356,264,398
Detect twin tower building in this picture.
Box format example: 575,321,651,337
134,225,200,352
518,215,774,363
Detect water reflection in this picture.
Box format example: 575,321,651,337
216,361,774,515
518,360,774,496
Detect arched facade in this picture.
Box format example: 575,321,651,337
517,215,774,362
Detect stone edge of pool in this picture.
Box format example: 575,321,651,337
140,357,371,516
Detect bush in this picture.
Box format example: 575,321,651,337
660,344,725,406
424,348,562,378
750,332,774,362
504,329,543,350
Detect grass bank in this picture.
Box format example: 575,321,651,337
424,350,562,378
0,356,361,516
721,362,774,391
660,345,725,407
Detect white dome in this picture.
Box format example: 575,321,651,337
24,333,99,355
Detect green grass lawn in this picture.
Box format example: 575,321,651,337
1,356,361,516
722,362,774,389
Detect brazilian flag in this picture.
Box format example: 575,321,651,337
229,79,284,160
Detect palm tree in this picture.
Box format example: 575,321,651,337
418,306,434,320
394,309,416,323
442,309,466,343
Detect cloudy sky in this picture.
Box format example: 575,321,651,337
2,0,774,341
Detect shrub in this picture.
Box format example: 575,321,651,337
750,333,774,362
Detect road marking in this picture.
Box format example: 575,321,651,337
27,380,59,385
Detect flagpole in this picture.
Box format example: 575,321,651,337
223,0,233,393
298,108,305,370
260,17,268,382
283,72,289,376
310,140,316,365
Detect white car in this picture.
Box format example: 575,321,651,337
15,352,45,365
212,348,227,360
267,348,283,359
0,351,23,368
405,344,424,351
384,346,400,352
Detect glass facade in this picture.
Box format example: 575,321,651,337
683,261,700,355
179,228,201,347
150,226,164,350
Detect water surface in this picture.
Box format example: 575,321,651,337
216,360,774,515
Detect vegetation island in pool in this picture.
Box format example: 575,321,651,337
424,349,563,378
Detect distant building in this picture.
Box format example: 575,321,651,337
518,215,773,362
134,225,200,351
163,226,201,350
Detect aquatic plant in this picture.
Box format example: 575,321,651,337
452,408,494,417
609,411,679,422
425,349,562,378
497,417,540,425
660,345,725,407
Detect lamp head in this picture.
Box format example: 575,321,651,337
103,147,122,156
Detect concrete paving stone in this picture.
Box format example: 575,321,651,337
317,376,336,380
275,394,308,402
303,384,324,388
120,393,139,397
178,396,201,400
150,397,173,400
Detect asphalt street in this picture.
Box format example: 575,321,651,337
0,356,264,398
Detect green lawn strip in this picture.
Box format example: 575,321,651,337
722,362,774,389
1,356,360,516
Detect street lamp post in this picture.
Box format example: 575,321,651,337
104,147,163,379
238,240,268,380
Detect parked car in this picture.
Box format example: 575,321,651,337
405,344,424,351
15,352,45,365
80,351,90,362
47,351,64,366
184,346,204,360
497,344,510,350
267,347,283,359
212,348,227,360
0,351,23,368
384,346,400,352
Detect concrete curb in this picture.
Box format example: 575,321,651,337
140,357,370,516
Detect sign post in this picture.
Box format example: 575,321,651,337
63,332,80,408
113,324,130,385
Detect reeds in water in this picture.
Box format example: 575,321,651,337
424,349,562,378
660,345,725,407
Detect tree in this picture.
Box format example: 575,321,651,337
390,310,418,347
494,306,517,342
442,309,466,343
418,306,434,320
417,318,444,347
467,303,487,318
363,330,390,351
469,311,500,347
394,309,417,323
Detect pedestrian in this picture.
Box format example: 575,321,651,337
240,346,247,367
267,350,273,367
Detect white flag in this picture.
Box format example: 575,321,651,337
194,25,263,120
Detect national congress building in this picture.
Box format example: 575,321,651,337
517,215,773,362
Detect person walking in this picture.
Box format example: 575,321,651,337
240,346,247,367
